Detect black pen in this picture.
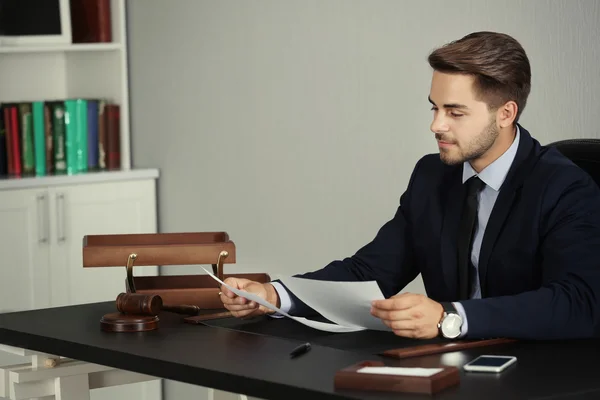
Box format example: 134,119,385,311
290,342,311,358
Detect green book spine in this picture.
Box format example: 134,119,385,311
64,100,78,174
76,99,88,172
19,103,35,176
32,101,46,176
52,102,67,174
65,99,88,174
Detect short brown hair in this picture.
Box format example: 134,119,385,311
428,31,531,122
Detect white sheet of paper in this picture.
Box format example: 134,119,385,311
200,267,364,333
357,366,443,377
277,276,393,331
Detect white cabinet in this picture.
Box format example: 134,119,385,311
0,172,159,312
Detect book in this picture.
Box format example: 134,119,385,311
69,0,112,43
32,101,47,176
0,106,7,176
0,98,121,178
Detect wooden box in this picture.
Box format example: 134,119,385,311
82,232,270,309
334,361,460,395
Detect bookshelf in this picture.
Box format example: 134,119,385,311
0,2,161,399
0,0,133,175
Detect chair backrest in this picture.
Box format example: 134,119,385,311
547,139,600,188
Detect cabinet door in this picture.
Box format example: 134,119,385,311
47,180,161,400
0,188,51,313
0,188,53,371
48,179,159,308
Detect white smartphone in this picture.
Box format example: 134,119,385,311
463,355,517,373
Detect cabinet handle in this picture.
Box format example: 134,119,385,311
36,194,48,244
57,193,66,243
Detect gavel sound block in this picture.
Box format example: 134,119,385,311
101,292,201,332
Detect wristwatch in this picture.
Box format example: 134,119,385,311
437,302,463,339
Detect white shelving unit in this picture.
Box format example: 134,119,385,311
0,2,162,399
0,0,131,170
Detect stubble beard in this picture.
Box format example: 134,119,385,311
439,120,499,166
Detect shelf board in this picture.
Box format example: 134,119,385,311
0,43,122,54
0,169,160,191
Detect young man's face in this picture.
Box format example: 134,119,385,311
428,71,499,166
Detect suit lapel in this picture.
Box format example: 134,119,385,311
439,167,465,299
478,125,538,297
477,184,519,297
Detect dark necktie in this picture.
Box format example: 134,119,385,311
457,176,485,300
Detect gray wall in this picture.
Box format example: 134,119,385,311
126,1,600,399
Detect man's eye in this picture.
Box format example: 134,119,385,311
450,112,464,117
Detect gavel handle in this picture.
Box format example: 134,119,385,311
163,304,201,315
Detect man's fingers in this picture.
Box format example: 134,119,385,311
221,284,243,299
221,278,251,298
381,319,437,339
392,329,419,338
230,309,258,318
220,284,236,298
220,292,238,304
370,298,402,311
223,303,258,312
220,293,249,306
380,319,416,331
370,308,412,321
217,278,271,319
221,292,258,311
371,293,421,310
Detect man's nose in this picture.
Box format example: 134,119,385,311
430,113,450,134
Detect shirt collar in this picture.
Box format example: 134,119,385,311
462,125,520,191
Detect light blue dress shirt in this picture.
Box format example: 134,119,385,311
453,126,520,335
272,127,521,337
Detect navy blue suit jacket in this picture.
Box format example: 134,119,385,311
284,125,600,340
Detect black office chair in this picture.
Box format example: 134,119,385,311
547,139,600,188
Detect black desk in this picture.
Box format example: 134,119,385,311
0,301,599,400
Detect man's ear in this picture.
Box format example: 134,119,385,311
497,101,518,128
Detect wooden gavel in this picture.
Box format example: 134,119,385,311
116,292,201,316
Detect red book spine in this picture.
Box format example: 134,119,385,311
70,0,112,43
44,103,54,174
3,107,14,176
105,104,120,170
8,106,21,176
96,0,112,42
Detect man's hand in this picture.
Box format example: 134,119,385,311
370,293,444,339
219,278,280,318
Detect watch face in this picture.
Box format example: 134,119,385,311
441,313,462,338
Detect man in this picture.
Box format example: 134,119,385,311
219,31,600,340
